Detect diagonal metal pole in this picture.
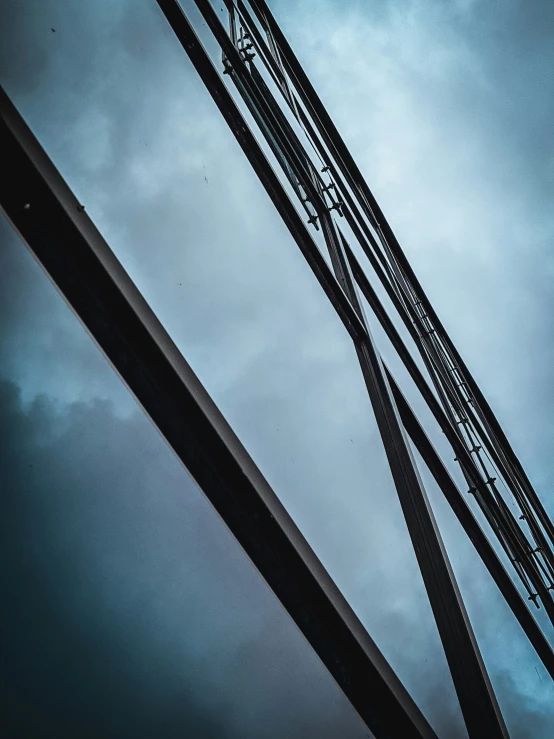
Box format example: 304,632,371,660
346,240,554,631
330,226,509,739
388,371,554,680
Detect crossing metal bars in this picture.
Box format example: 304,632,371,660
2,0,554,736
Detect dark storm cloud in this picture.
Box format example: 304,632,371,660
1,0,554,736
0,377,377,738
0,380,226,738
0,0,52,93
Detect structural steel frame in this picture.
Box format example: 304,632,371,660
1,1,553,737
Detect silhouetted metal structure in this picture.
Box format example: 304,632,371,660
1,1,553,737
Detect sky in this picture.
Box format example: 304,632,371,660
1,0,553,737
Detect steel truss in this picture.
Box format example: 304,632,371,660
1,1,553,737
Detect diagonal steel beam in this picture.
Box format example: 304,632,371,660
0,84,438,739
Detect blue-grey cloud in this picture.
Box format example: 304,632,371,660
0,370,377,738
1,0,553,736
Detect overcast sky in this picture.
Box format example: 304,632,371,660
1,0,553,737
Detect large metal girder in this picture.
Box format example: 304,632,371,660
0,86,438,739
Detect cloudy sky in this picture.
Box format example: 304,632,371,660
1,0,553,737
